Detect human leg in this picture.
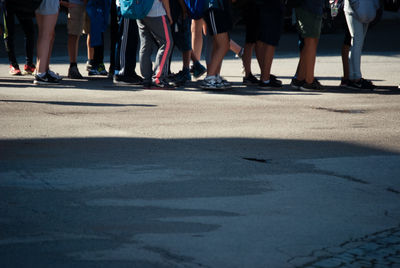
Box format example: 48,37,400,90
35,12,58,74
137,19,155,84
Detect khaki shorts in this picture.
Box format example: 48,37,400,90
295,6,322,39
68,5,85,35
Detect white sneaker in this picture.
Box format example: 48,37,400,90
216,75,232,89
200,76,224,90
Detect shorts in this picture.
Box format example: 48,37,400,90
82,11,90,34
258,3,284,46
295,6,322,39
171,17,192,52
204,7,232,36
35,0,59,15
243,2,258,43
68,5,85,35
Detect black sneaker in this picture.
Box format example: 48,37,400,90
348,78,376,90
269,74,283,86
68,65,84,79
33,72,60,85
243,73,259,85
258,77,282,89
290,78,305,90
113,74,143,85
340,77,351,88
192,61,207,79
300,79,323,91
171,68,191,86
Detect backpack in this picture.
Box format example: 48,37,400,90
120,0,153,19
383,0,400,11
184,0,208,19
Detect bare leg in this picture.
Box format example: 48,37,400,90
242,43,255,77
191,19,204,61
297,37,318,84
35,12,58,73
256,41,276,82
86,34,94,60
68,34,80,63
341,44,350,80
207,32,229,76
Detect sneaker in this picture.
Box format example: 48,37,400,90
48,69,63,81
300,79,323,91
340,77,351,88
9,65,22,75
290,77,305,90
89,63,108,76
200,76,225,90
243,73,260,85
171,68,191,86
113,74,143,85
270,74,282,86
23,64,36,75
258,77,283,89
216,75,232,89
347,78,376,90
192,61,207,79
98,63,108,76
68,65,84,79
86,60,92,71
33,72,60,85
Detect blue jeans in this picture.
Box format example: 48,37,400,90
345,11,369,80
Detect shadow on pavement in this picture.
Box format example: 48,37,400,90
0,137,399,267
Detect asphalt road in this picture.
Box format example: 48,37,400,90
0,18,400,268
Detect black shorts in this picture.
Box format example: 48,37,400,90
204,5,232,35
243,1,259,43
258,2,284,47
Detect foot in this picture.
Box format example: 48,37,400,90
290,77,305,90
243,73,260,86
113,74,143,85
300,79,323,91
347,78,376,90
23,64,36,75
9,65,22,75
68,65,84,79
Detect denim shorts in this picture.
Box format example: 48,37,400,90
36,0,59,15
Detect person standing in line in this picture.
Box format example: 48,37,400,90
108,0,118,77
84,0,110,76
60,0,86,79
168,0,194,86
343,0,380,89
190,18,207,78
290,0,324,91
254,0,284,89
33,0,61,84
113,0,142,85
200,0,233,90
137,0,174,89
3,0,36,75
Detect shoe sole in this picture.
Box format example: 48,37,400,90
33,80,60,85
